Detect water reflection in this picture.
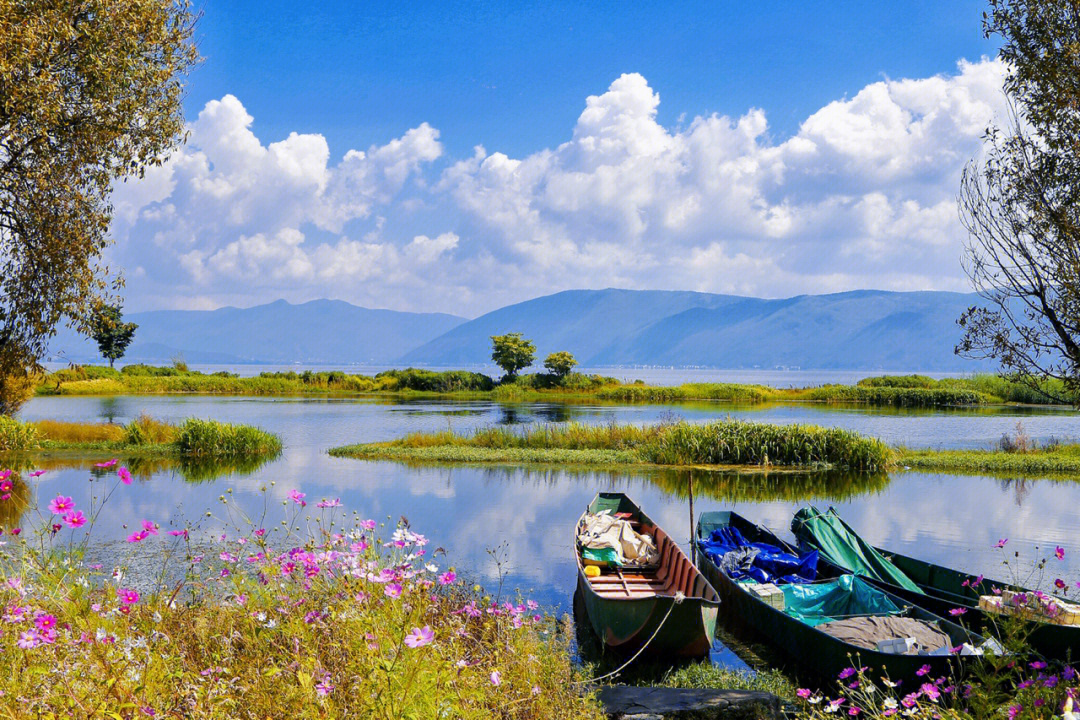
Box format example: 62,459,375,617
8,395,1080,618
645,468,891,503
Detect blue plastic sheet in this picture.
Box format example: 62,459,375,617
697,526,818,584
782,575,904,626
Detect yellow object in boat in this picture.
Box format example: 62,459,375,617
584,565,601,578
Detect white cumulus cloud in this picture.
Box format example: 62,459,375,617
110,59,1008,314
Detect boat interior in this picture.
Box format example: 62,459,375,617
581,520,719,601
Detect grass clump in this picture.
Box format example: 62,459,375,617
4,416,281,471
0,416,38,453
334,420,894,472
0,469,601,719
123,413,178,445
32,419,126,443
642,421,893,470
376,367,495,392
174,418,282,458
800,385,986,407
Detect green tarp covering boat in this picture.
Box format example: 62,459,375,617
792,506,1080,661
792,507,924,594
697,510,985,681
575,492,720,658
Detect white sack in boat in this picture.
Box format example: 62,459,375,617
578,511,658,566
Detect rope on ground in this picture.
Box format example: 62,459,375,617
578,591,685,685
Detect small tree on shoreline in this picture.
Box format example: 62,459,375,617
90,305,138,368
544,351,577,378
490,333,535,380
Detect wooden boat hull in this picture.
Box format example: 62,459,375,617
697,511,982,681
576,492,719,658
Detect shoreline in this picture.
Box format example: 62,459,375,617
32,366,1077,408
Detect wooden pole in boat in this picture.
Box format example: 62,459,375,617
688,472,696,567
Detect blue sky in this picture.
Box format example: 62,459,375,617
111,1,1006,315
189,1,994,159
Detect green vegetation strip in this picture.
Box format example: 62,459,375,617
898,445,1080,474
0,415,282,461
34,365,1076,407
330,420,894,472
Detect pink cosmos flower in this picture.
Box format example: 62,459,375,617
916,664,931,677
10,528,19,535
949,608,967,616
169,529,189,539
28,470,45,477
439,571,457,585
35,614,57,631
995,538,1008,548
118,588,139,605
1056,546,1065,560
838,667,856,679
17,631,38,649
127,531,148,543
1057,578,1067,590
316,498,342,508
490,670,501,686
384,583,403,599
63,511,87,529
404,625,435,648
94,459,118,468
48,496,75,515
360,519,376,531
118,467,132,485
0,470,9,481
254,528,266,537
287,489,306,506
797,689,812,699
141,520,158,535
315,679,334,696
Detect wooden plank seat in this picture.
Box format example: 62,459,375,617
584,528,711,599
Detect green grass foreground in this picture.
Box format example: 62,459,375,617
0,415,282,462
34,365,1077,407
330,421,895,472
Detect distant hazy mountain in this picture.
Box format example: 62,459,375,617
48,299,466,365
401,288,994,371
48,289,995,371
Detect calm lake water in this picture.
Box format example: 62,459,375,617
11,394,1080,667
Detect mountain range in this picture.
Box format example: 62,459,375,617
48,289,994,371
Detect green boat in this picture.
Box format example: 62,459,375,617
697,510,986,681
575,493,720,657
793,506,1080,661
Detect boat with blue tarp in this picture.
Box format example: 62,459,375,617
696,510,989,681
